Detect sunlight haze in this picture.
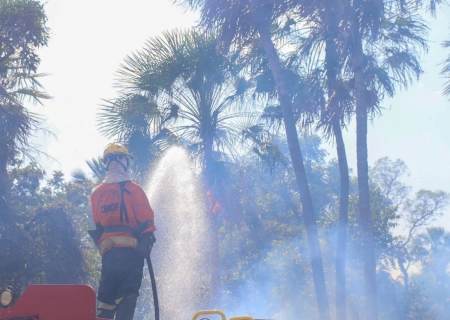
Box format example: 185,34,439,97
32,1,450,228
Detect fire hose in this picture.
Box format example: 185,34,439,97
146,255,159,320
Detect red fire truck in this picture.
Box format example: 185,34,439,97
0,284,258,320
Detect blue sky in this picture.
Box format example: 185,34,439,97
352,7,450,193
32,1,450,227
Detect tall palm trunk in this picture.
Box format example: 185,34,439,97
323,6,350,317
201,103,221,300
203,136,215,181
0,150,9,196
201,97,216,188
352,11,378,320
253,5,331,319
333,120,350,320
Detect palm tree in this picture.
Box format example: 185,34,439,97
97,91,173,180
71,157,106,186
296,1,430,318
247,9,352,316
293,1,354,317
99,28,243,186
173,1,332,319
340,1,431,318
238,114,288,174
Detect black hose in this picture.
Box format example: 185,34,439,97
146,255,159,320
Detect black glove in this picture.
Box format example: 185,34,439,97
87,224,104,244
136,232,156,258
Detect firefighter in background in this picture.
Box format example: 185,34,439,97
89,142,156,320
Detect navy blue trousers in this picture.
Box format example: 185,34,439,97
98,247,144,304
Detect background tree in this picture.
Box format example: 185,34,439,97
410,227,450,318
0,163,97,293
0,0,50,195
218,134,336,318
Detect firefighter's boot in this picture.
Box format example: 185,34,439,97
115,293,138,320
97,308,116,319
97,302,116,319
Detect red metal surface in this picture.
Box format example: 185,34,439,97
0,284,104,320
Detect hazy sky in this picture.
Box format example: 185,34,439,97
34,0,197,172
31,1,450,226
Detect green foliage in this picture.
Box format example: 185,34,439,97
212,136,447,319
0,162,99,293
9,162,45,209
0,201,93,292
2,135,448,320
0,0,50,193
0,0,49,71
218,152,310,317
410,226,450,319
216,136,341,317
401,282,436,320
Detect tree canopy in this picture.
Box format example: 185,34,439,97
0,0,50,194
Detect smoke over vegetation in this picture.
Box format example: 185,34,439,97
2,0,450,319
2,135,450,319
136,139,450,319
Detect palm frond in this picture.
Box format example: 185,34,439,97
86,157,106,182
441,37,450,98
71,169,89,185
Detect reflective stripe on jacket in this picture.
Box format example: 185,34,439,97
97,236,138,256
90,181,155,255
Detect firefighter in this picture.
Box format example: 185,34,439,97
89,142,156,320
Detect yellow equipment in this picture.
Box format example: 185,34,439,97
192,310,257,320
192,310,226,320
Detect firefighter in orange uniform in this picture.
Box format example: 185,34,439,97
89,143,155,320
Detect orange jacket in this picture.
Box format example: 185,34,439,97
90,181,155,255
